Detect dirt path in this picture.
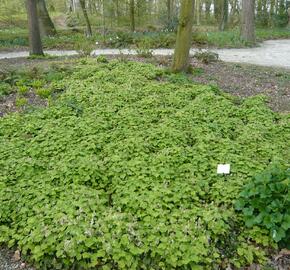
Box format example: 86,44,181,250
0,40,290,69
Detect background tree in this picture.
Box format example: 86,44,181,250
219,0,229,31
167,0,173,24
172,0,195,72
79,0,93,36
37,0,56,36
26,0,44,55
130,0,135,32
240,0,255,43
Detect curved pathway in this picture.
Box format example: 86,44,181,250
0,40,289,69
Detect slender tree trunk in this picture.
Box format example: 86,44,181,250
196,0,201,25
79,0,93,36
26,0,44,55
37,0,56,36
214,0,220,21
269,0,275,24
115,0,120,26
172,0,195,72
205,0,211,22
219,0,228,31
130,0,135,32
167,0,172,23
241,0,255,43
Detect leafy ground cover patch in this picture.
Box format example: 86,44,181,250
0,60,289,269
0,62,74,116
236,164,289,247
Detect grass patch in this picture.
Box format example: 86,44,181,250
0,27,28,48
202,27,290,48
0,60,289,269
1,27,289,51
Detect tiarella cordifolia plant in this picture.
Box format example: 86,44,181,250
0,60,289,269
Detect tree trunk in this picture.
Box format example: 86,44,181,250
26,0,44,55
37,0,56,36
130,0,135,32
79,0,93,36
115,0,120,26
219,0,228,31
172,0,195,72
205,0,211,22
240,0,255,43
214,0,220,21
196,0,200,25
167,0,172,23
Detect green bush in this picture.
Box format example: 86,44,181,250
15,97,28,107
0,82,13,99
17,85,29,95
35,88,52,99
272,12,289,27
194,50,219,64
0,60,289,269
235,164,290,247
0,28,28,48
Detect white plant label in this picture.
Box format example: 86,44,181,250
217,164,231,174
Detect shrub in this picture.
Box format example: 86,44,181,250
136,47,153,58
193,50,219,64
15,97,28,107
75,39,95,56
0,82,13,99
235,164,290,247
35,88,52,99
30,79,45,89
192,32,208,45
17,85,29,95
96,55,109,63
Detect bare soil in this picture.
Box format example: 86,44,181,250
189,59,290,113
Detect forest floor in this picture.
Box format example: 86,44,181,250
0,53,289,116
0,55,289,270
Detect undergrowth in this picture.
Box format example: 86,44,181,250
1,27,290,50
0,60,289,269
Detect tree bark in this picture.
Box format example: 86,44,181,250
219,0,228,31
196,0,201,25
130,0,135,32
26,0,44,55
79,0,93,36
167,0,172,23
172,0,195,72
240,0,255,43
37,0,56,36
115,0,120,26
205,0,211,21
214,0,220,21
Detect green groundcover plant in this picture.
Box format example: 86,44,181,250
236,164,290,247
0,60,289,269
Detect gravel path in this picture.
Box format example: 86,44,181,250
0,39,290,69
0,247,34,270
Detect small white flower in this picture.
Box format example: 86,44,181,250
96,41,99,45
